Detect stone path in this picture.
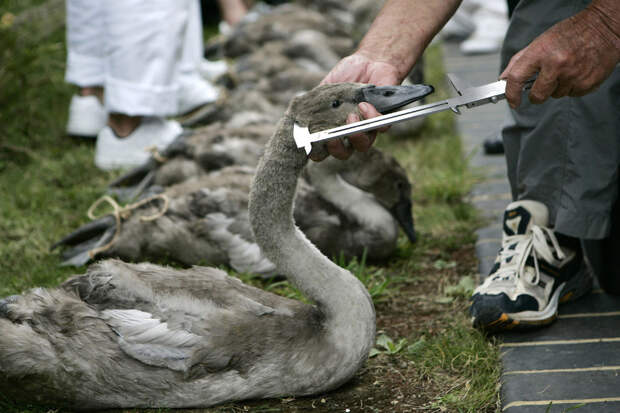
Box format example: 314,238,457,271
441,41,620,413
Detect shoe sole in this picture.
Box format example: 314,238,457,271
472,263,593,332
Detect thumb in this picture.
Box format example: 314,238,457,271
501,49,539,108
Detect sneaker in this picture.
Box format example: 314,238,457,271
94,118,182,170
177,74,220,115
441,8,476,40
199,59,228,82
66,95,107,138
459,5,508,55
470,200,592,331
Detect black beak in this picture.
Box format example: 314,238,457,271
362,84,434,113
390,197,417,243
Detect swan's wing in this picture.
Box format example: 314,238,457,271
101,309,235,373
203,211,276,275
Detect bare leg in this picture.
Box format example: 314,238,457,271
217,0,247,26
108,114,142,138
80,86,104,103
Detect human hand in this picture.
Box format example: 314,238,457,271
501,5,620,108
314,53,402,161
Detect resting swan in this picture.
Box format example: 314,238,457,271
108,121,276,200
0,82,432,409
53,145,415,270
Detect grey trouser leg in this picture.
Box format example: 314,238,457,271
501,0,620,240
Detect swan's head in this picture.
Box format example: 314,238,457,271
288,82,430,241
341,149,417,243
288,82,433,158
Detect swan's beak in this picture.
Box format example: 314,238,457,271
361,84,434,113
390,197,417,243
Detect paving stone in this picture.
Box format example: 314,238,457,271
469,180,511,198
472,197,510,222
502,341,620,372
475,243,500,276
475,223,502,239
501,370,620,408
468,148,508,169
474,164,510,180
475,224,502,277
469,192,512,204
559,291,620,314
504,400,620,413
500,314,620,343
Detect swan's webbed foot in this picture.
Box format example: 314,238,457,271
108,167,157,203
51,216,117,267
108,132,193,201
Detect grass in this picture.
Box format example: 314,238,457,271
0,4,500,412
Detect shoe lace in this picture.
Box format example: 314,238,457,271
492,225,566,286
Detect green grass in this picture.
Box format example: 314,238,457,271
408,321,501,412
0,7,500,412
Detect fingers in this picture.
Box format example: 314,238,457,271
359,102,386,130
501,49,540,109
528,70,558,104
551,80,572,99
316,101,387,161
326,137,354,160
309,149,330,162
346,113,374,153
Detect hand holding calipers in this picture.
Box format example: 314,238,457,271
293,74,532,155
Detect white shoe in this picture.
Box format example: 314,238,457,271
198,59,228,82
177,74,220,115
470,200,592,331
460,5,508,55
441,8,476,40
218,20,232,36
94,118,182,170
66,95,107,138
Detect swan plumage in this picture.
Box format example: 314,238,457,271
1,82,431,409
54,145,416,269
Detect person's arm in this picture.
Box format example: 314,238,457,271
316,0,461,161
501,0,620,108
323,0,461,86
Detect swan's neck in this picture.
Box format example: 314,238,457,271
249,114,375,351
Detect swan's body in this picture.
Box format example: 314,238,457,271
55,146,416,269
220,4,350,58
0,83,431,409
109,121,275,199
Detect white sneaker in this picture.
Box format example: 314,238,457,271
66,95,107,138
218,20,232,36
199,59,228,82
177,74,220,115
441,8,476,40
94,118,182,170
470,200,592,331
460,5,508,55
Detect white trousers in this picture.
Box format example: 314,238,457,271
65,0,204,116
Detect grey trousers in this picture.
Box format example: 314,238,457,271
501,0,620,240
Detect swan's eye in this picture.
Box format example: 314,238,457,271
331,99,341,108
